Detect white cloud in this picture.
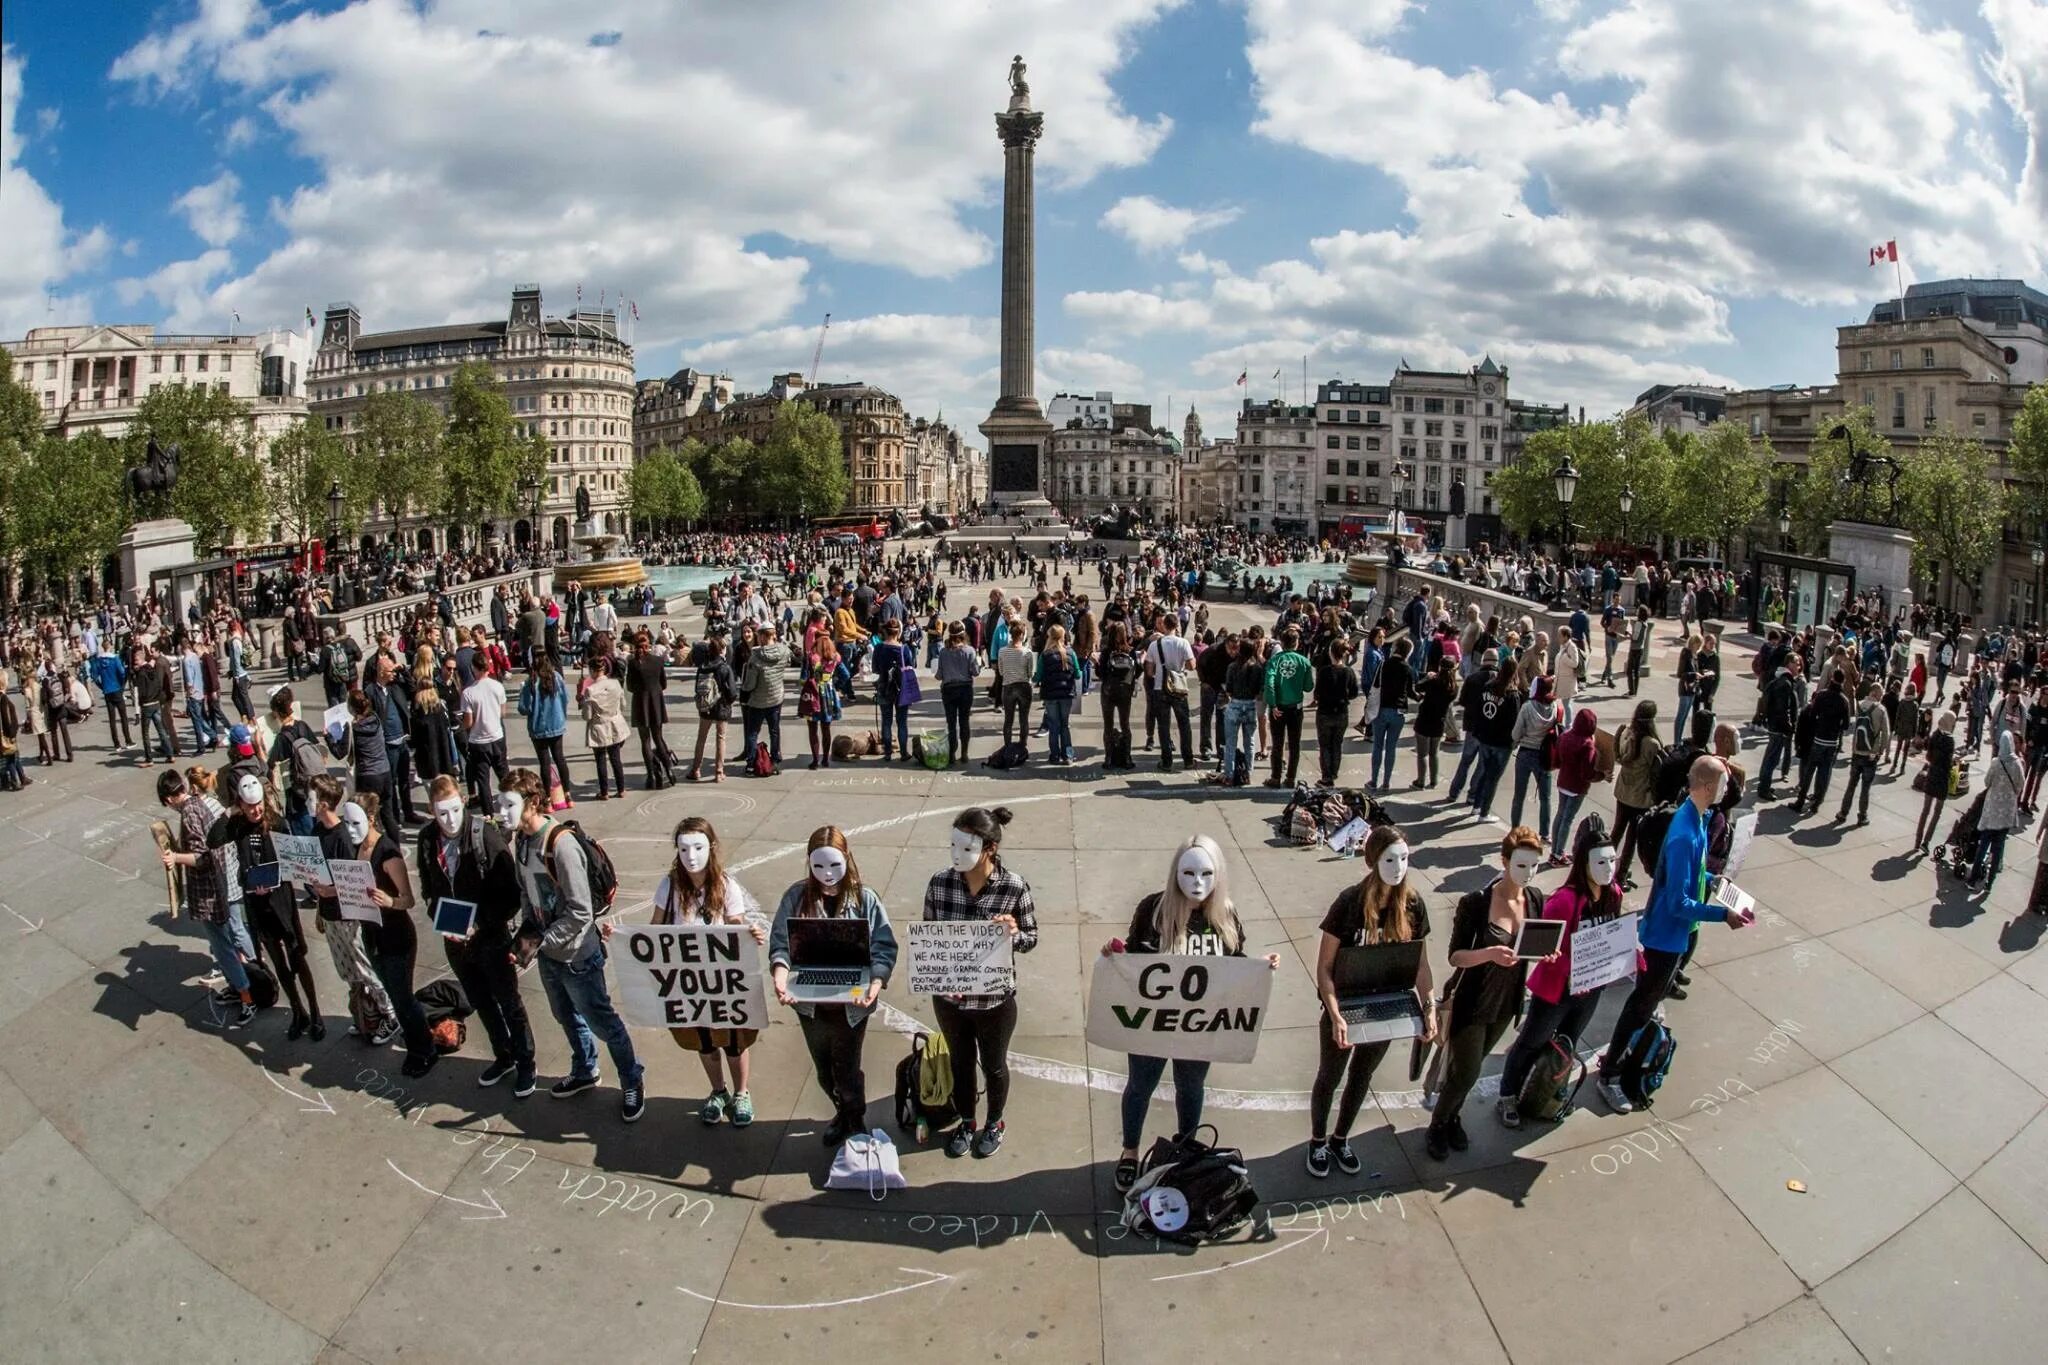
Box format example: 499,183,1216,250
1041,346,1147,394
173,170,245,247
0,47,103,338
685,313,998,427
107,0,264,96
222,115,259,151
114,249,235,324
1065,289,1214,336
1099,195,1241,252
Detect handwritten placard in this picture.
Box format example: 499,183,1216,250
904,920,1016,996
612,924,769,1032
1569,913,1639,996
326,858,381,923
271,834,331,888
1084,952,1273,1063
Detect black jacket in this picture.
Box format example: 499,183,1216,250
415,817,525,948
1763,673,1798,735
1804,686,1852,745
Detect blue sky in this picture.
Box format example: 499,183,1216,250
4,0,2044,432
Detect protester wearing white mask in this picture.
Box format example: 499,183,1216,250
1428,826,1553,1160
209,768,325,1039
1306,825,1435,1178
306,775,396,1045
345,792,436,1078
416,774,534,1095
1498,817,1633,1128
653,817,766,1126
768,827,900,1146
922,807,1038,1159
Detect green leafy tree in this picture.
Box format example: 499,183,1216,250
0,350,42,567
1489,431,1564,541
127,381,270,551
14,431,127,598
267,418,361,543
1786,407,1892,555
688,435,760,521
355,389,444,528
757,401,848,520
627,446,708,531
1669,421,1773,560
1488,418,1674,545
1901,429,2008,610
2007,383,2048,540
439,361,530,527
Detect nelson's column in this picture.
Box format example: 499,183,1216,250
978,54,1059,525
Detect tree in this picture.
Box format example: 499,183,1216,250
355,389,444,528
756,401,848,520
267,418,359,543
627,446,707,531
1900,429,2008,610
1487,417,1675,546
1786,407,1892,556
13,431,126,598
688,435,760,521
2007,383,2048,540
127,381,271,551
0,350,42,568
1489,431,1563,541
1669,421,1773,560
439,361,529,527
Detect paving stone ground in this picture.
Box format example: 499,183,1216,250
5,568,2047,1364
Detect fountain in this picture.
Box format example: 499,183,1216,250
552,520,647,594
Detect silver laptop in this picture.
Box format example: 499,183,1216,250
1331,940,1427,1044
786,918,873,1004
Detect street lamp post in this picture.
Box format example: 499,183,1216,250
518,474,540,562
1619,482,1635,546
2032,541,2043,628
1778,501,1793,553
325,479,343,551
1552,454,1579,558
1388,461,1410,565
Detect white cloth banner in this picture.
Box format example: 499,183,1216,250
1569,913,1640,996
271,834,330,888
1084,953,1273,1064
612,924,769,1032
325,858,381,923
904,921,1015,996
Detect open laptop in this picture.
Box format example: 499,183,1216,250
786,918,873,1004
1330,940,1427,1044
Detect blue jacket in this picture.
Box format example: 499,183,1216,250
768,884,899,1024
518,677,568,739
89,652,128,698
1642,799,1720,952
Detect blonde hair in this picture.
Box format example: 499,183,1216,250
1151,835,1241,953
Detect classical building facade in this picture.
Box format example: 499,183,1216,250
905,416,978,516
4,321,310,447
1311,380,1393,535
1045,413,1179,525
632,367,734,459
308,285,632,553
1629,383,1726,435
1233,399,1316,535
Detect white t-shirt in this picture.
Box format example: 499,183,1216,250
462,676,507,744
651,872,761,926
1147,633,1194,682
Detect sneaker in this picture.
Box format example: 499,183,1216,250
1497,1098,1522,1130
730,1090,755,1127
621,1081,646,1123
1305,1139,1332,1178
511,1064,537,1098
1446,1117,1471,1152
1330,1137,1361,1175
972,1120,1005,1158
946,1122,975,1158
478,1059,517,1087
1113,1156,1140,1193
551,1073,600,1099
699,1089,731,1124
227,1002,257,1030
370,1021,400,1047
1597,1076,1634,1114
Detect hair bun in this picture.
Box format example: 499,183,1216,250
989,806,1014,826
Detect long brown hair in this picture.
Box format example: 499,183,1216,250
799,825,863,917
1357,824,1416,943
663,816,728,924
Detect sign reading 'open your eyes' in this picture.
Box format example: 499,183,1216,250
612,925,769,1031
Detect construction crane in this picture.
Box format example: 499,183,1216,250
808,313,831,386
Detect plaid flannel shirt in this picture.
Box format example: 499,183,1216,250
921,864,1038,1009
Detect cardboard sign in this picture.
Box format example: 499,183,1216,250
613,924,769,1032
326,858,381,923
271,834,331,888
1084,952,1273,1063
150,819,180,915
1569,913,1640,996
904,920,1016,996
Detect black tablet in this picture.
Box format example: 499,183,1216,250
1513,918,1566,960
434,897,479,938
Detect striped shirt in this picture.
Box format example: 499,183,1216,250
921,864,1038,1009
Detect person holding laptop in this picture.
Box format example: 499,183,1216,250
1306,824,1435,1178
769,827,900,1147
653,817,767,1128
416,774,534,1097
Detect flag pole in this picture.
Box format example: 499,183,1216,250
1894,251,1906,324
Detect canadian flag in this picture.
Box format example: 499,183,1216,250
1868,240,1897,266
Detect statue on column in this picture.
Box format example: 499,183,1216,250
575,481,592,534
1009,53,1028,99
124,437,182,520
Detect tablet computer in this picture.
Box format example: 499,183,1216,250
433,897,479,938
246,862,281,892
1513,918,1566,960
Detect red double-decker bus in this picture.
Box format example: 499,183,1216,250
809,513,890,542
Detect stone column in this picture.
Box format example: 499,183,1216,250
995,102,1045,409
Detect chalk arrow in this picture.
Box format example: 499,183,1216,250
261,1069,334,1115
386,1159,508,1220
676,1266,953,1310
1150,1225,1329,1281
4,905,44,934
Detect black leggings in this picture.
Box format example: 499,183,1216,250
1600,947,1684,1076
251,901,321,1022
797,1005,870,1129
1310,1015,1390,1140
592,742,625,796
1613,801,1649,879
533,734,571,798
1429,1013,1514,1137
933,996,1018,1126
1103,688,1134,762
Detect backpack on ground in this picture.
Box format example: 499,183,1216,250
748,740,775,777
830,733,860,762
542,819,619,914
217,958,280,1013
1120,1125,1259,1245
982,740,1029,770
1613,1019,1677,1110
1517,1033,1588,1123
892,1031,958,1141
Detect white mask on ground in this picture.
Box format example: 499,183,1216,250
810,847,848,889
1587,845,1619,888
495,793,524,830
235,775,264,807
676,832,711,875
1376,841,1411,887
340,802,372,846
1176,846,1219,902
950,830,985,874
1506,849,1543,888
433,799,465,837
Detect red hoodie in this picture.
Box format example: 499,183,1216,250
1555,707,1600,794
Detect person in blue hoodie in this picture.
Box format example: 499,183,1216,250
1595,753,1756,1114
89,645,133,752
519,652,573,810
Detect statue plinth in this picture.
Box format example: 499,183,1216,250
118,517,198,609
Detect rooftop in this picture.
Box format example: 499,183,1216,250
1866,277,2048,328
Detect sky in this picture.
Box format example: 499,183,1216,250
4,0,2046,442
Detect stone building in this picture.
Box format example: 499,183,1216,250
632,367,734,459
905,416,977,516
309,285,631,554
1234,399,1316,535
1628,383,1726,436
1045,412,1179,525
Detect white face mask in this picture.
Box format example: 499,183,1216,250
1176,847,1219,903
809,847,848,889
950,830,985,874
1586,845,1619,888
433,799,465,837
340,802,372,846
1376,842,1411,887
1711,768,1729,806
495,793,524,830
676,832,711,875
236,775,264,807
1506,850,1543,888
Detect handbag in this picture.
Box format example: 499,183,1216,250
825,1128,906,1199
897,664,923,707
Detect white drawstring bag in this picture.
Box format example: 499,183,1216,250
826,1128,906,1199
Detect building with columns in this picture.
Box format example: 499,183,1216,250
308,285,632,554
904,416,978,517
1234,399,1316,535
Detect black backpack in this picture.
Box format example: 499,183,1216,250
1516,1034,1589,1122
1614,1020,1677,1109
982,740,1029,770
542,819,619,914
1101,649,1138,690
892,1032,958,1140
1634,801,1680,878
1121,1126,1258,1244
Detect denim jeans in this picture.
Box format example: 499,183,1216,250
139,703,178,763
1470,742,1511,815
1447,735,1480,801
1369,708,1406,787
1043,697,1073,761
1220,699,1257,781
1759,731,1791,790
1836,756,1878,821
1121,1053,1211,1149
202,908,255,994
188,699,217,752
1551,788,1585,853
1512,746,1553,835
539,949,644,1085
742,705,783,766
1671,693,1694,746
878,699,909,756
